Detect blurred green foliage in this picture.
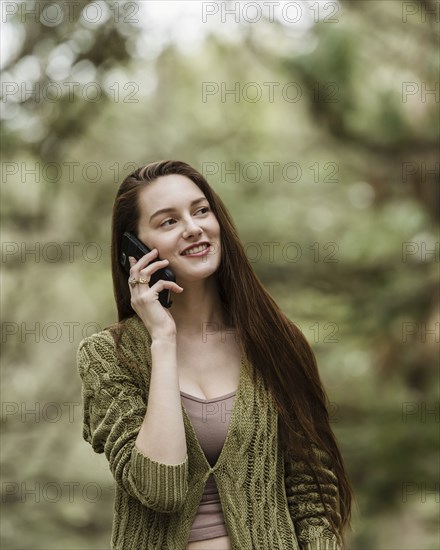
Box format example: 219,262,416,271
1,1,439,549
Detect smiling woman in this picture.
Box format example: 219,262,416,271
135,175,222,288
77,160,354,550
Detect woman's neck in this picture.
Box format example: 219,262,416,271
170,277,226,338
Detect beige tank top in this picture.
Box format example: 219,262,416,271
180,390,236,542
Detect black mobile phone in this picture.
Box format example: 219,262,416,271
120,231,176,308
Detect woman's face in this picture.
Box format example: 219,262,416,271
136,174,221,284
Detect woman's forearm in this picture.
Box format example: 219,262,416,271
134,338,187,464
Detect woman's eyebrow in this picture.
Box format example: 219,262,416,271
149,197,208,223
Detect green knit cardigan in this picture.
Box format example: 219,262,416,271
77,314,342,550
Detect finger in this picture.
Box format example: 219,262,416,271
149,280,184,293
129,276,182,294
139,258,170,277
128,257,138,276
129,249,158,273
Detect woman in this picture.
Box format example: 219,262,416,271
77,160,353,550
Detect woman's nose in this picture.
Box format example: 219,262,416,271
182,218,203,237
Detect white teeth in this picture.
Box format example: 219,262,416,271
183,244,209,255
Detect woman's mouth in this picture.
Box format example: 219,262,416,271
181,243,211,257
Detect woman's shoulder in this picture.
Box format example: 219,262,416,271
78,315,151,350
76,315,152,379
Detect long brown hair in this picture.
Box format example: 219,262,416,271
110,160,353,543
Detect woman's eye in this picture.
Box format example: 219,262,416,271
160,208,209,227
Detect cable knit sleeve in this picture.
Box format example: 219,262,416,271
77,332,188,513
284,444,342,550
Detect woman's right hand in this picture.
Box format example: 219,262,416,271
128,249,183,341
